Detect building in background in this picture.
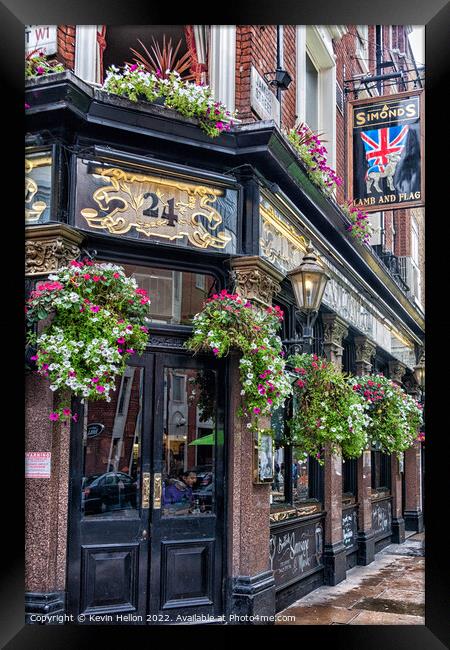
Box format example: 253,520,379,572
25,24,425,624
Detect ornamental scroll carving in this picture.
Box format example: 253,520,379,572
354,336,377,366
388,360,407,385
231,268,281,307
78,165,234,250
322,314,349,349
25,237,81,276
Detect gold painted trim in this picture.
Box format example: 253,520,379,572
90,166,224,197
260,203,308,253
153,473,162,509
25,156,52,173
142,472,150,509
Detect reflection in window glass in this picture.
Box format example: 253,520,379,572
118,263,216,325
292,452,309,504
81,367,143,518
162,368,217,517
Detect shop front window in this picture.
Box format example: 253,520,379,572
371,449,392,495
162,368,218,517
81,367,143,518
103,262,216,326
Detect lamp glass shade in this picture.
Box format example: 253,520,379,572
413,362,425,389
290,268,329,312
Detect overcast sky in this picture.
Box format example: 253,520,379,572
408,26,425,66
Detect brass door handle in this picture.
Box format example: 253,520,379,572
142,472,150,509
153,473,162,509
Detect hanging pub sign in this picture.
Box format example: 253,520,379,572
74,158,238,253
347,90,424,211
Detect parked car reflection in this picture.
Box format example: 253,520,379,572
82,472,138,515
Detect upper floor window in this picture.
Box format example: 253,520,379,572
355,25,369,65
296,26,337,168
102,26,194,81
305,52,319,132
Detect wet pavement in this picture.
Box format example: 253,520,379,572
276,531,425,625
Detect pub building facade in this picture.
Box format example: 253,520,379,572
25,25,425,623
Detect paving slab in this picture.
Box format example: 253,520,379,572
276,605,359,625
348,610,424,625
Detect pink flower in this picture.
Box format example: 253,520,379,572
63,408,71,416
90,305,100,313
91,377,99,383
215,121,224,130
92,276,101,282
36,66,45,75
253,407,261,414
49,412,59,421
117,337,125,344
267,398,273,405
113,272,120,278
140,326,149,333
83,274,91,280
96,385,105,393
212,348,220,355
126,348,135,354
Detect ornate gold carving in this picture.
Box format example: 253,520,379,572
269,503,322,523
142,472,150,509
153,473,162,509
25,156,52,223
80,166,232,249
25,224,85,276
260,202,307,274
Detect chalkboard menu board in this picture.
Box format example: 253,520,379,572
372,498,392,539
342,506,358,550
269,516,324,589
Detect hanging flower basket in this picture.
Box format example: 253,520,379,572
25,259,151,422
102,64,236,138
185,290,292,430
286,124,343,196
351,374,424,455
341,201,375,245
287,353,370,463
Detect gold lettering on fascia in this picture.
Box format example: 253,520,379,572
80,166,232,250
354,98,419,128
25,155,52,223
259,202,307,274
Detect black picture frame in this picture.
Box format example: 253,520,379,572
6,2,447,647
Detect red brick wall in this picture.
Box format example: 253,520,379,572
57,25,76,70
235,25,297,129
393,209,411,257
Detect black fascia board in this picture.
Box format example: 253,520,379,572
25,72,424,341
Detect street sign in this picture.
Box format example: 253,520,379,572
347,90,424,211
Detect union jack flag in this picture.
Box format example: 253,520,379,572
360,125,409,175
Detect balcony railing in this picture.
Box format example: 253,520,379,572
371,245,410,293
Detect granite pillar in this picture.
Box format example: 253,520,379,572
322,445,347,585
388,361,407,544
227,257,283,623
356,451,375,564
354,335,377,563
25,224,84,621
322,314,348,584
390,453,405,544
404,440,424,532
